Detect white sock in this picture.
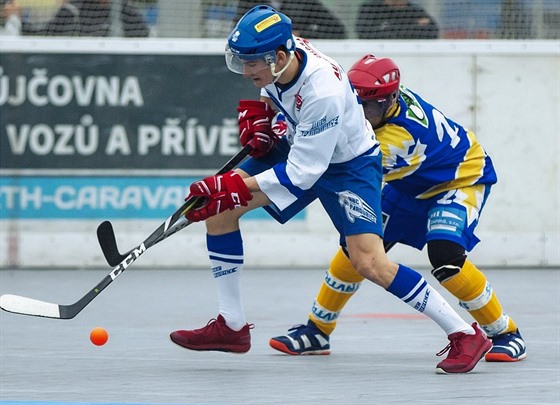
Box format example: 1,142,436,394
207,231,246,331
418,285,474,336
387,264,474,336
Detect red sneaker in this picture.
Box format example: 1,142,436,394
170,315,254,354
436,323,492,374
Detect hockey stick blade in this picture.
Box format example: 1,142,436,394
98,144,252,266
97,217,192,267
0,294,64,319
0,272,115,319
0,238,151,319
97,221,130,267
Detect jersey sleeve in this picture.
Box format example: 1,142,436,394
255,91,345,210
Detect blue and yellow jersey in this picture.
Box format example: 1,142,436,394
377,86,497,199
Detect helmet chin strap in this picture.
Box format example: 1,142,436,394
270,51,295,83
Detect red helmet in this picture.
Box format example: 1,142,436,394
348,54,400,101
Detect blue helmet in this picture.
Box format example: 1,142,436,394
225,5,295,75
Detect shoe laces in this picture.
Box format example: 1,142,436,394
194,318,228,337
436,336,462,358
287,324,308,337
492,329,520,344
197,318,220,335
287,322,326,340
196,318,254,336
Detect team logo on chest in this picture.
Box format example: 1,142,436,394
295,94,303,111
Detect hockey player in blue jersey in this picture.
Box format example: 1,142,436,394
170,5,492,373
269,54,527,362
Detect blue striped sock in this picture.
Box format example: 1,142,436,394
207,230,244,277
387,264,471,335
386,264,427,309
206,230,246,330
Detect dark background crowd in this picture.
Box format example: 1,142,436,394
1,0,556,39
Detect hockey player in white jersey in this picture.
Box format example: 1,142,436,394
169,5,491,373
269,54,527,363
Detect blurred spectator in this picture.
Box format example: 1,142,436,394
235,0,346,39
1,0,149,37
499,0,532,39
203,0,237,38
356,0,439,39
1,0,21,35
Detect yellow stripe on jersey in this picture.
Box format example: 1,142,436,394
374,86,496,200
443,185,486,227
417,130,487,199
378,124,427,182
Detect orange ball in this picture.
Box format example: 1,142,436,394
90,327,109,346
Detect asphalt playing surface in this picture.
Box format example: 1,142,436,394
1,267,558,404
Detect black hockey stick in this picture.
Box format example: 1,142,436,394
0,145,252,319
98,143,252,266
97,211,188,267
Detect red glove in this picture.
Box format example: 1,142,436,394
185,171,252,222
237,100,276,158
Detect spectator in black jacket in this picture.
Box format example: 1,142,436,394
499,0,532,39
2,0,149,37
356,0,439,39
235,0,346,39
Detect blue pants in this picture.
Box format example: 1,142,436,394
382,183,492,252
240,139,384,247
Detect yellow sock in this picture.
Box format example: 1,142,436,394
309,247,364,335
441,260,517,336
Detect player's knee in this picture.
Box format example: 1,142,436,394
350,255,396,288
204,209,241,233
330,247,364,283
346,234,395,287
427,240,466,283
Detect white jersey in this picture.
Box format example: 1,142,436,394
255,37,377,210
